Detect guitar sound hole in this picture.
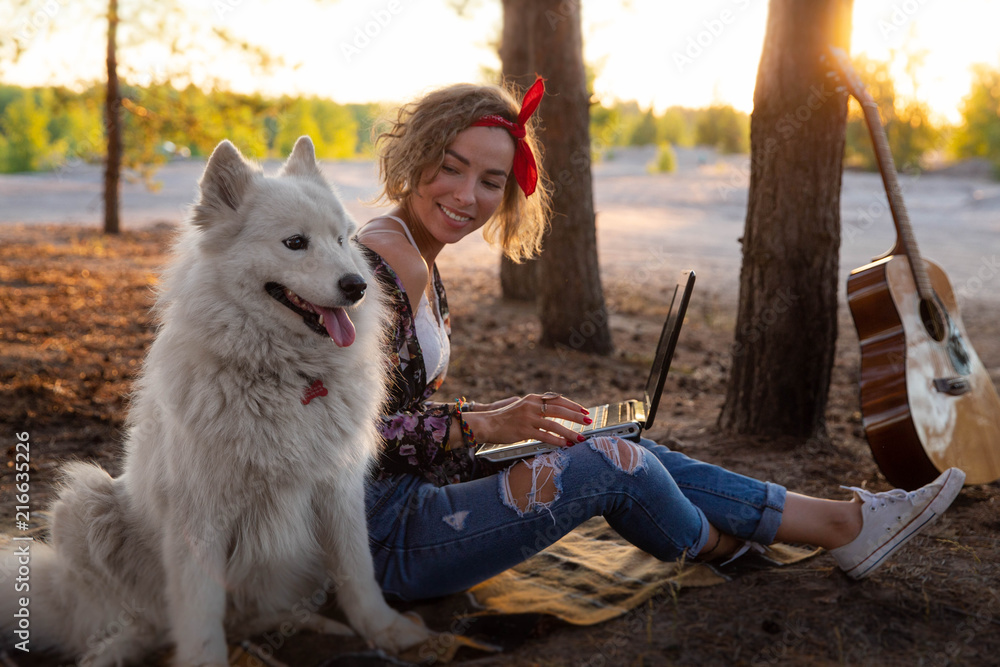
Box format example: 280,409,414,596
919,298,946,342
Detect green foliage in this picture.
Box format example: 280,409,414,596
843,56,941,171
652,142,677,173
46,87,104,165
0,85,24,116
893,100,938,168
589,103,623,155
585,100,750,164
657,107,696,147
0,89,50,172
347,103,381,157
589,101,747,155
2,66,966,178
275,97,325,157
275,97,360,160
0,82,377,174
951,63,1000,176
694,105,749,154
627,109,658,146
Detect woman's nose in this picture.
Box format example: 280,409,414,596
454,176,476,205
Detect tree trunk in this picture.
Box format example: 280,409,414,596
498,0,540,301
718,0,853,438
532,0,612,354
103,0,122,235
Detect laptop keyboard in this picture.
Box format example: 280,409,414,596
593,404,610,428
558,403,613,433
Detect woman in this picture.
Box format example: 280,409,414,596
356,78,964,601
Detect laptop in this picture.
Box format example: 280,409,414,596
475,270,695,463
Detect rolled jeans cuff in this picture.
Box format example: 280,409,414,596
748,481,786,545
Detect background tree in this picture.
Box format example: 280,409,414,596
97,1,283,234
0,90,49,172
951,63,1000,177
2,1,283,234
627,109,658,146
843,54,939,171
657,107,696,147
104,0,122,234
694,105,750,154
497,0,540,301
719,0,853,439
498,0,612,354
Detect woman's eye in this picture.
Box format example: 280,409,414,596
442,165,459,175
483,180,503,191
283,235,308,250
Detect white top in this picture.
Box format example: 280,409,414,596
380,216,450,382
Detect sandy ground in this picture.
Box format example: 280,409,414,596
3,146,999,304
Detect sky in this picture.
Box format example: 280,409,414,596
4,0,1000,124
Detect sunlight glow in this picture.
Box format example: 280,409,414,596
3,0,998,124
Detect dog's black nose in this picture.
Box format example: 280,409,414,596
339,274,367,303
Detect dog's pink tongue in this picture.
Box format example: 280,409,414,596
318,306,356,347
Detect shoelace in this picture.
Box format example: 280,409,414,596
842,485,922,511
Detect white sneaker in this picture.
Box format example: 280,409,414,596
829,467,965,579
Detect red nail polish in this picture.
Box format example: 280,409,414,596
565,439,575,447
583,417,593,425
577,434,586,442
581,408,590,415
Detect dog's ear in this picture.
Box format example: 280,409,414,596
192,140,258,227
279,136,327,185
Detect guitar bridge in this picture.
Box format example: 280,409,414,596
933,377,970,396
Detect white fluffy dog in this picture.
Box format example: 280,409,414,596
1,137,429,665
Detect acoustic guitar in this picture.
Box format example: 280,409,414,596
828,47,1000,489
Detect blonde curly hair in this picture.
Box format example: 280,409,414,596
373,81,551,262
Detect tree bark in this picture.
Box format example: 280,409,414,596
104,0,122,235
718,0,853,438
498,0,539,301
532,0,612,354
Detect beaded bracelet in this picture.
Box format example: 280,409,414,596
453,397,478,450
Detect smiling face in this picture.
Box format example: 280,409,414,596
407,125,516,255
243,177,372,348
194,138,377,349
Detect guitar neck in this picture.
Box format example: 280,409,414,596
858,99,935,301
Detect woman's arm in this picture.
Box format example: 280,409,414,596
455,394,592,449
377,393,592,478
377,404,456,473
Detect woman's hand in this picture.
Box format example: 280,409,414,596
462,392,592,448
471,396,519,412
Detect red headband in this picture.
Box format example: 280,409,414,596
471,77,545,197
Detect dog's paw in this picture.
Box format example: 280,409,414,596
366,611,432,653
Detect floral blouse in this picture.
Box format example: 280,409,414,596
364,247,501,486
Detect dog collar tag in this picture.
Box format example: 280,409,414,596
302,378,328,405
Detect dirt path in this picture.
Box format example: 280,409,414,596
4,146,999,307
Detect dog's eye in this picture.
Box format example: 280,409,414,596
337,236,345,246
283,235,308,251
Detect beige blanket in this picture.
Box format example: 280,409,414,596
467,517,821,626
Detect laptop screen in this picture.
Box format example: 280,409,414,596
641,270,695,431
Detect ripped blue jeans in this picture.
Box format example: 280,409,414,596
364,437,786,601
